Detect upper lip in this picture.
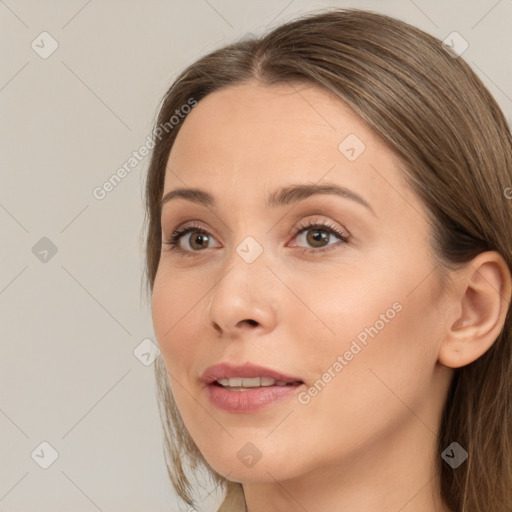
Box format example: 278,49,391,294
200,362,303,384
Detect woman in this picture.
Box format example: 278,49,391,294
142,8,512,512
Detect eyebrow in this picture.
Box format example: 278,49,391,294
160,183,376,216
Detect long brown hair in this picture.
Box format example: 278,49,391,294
142,8,512,511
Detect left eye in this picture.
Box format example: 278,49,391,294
163,220,350,255
292,222,350,252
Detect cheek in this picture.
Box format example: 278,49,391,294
325,277,439,412
151,279,204,425
301,255,440,405
285,288,438,468
151,270,202,374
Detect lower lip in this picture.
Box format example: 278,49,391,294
206,383,304,413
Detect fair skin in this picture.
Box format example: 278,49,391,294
151,80,511,512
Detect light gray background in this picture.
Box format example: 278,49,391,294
1,0,511,511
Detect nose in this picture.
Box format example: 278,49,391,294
206,248,278,339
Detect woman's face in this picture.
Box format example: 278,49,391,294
152,80,455,484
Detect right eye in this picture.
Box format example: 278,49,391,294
163,223,220,255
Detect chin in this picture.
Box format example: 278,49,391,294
200,444,303,484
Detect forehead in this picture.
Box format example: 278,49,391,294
163,80,419,220
168,81,379,169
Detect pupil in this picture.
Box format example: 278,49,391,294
192,233,207,249
308,229,328,247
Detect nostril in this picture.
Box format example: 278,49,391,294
234,319,259,329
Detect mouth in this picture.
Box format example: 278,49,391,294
212,376,303,391
201,362,305,413
201,361,304,387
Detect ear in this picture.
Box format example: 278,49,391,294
438,251,512,368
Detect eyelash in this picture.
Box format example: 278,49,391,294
162,219,350,257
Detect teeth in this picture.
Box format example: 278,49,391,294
216,377,291,388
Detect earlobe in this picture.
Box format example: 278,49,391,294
438,251,512,369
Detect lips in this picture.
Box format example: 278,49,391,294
201,362,305,413
200,362,303,386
